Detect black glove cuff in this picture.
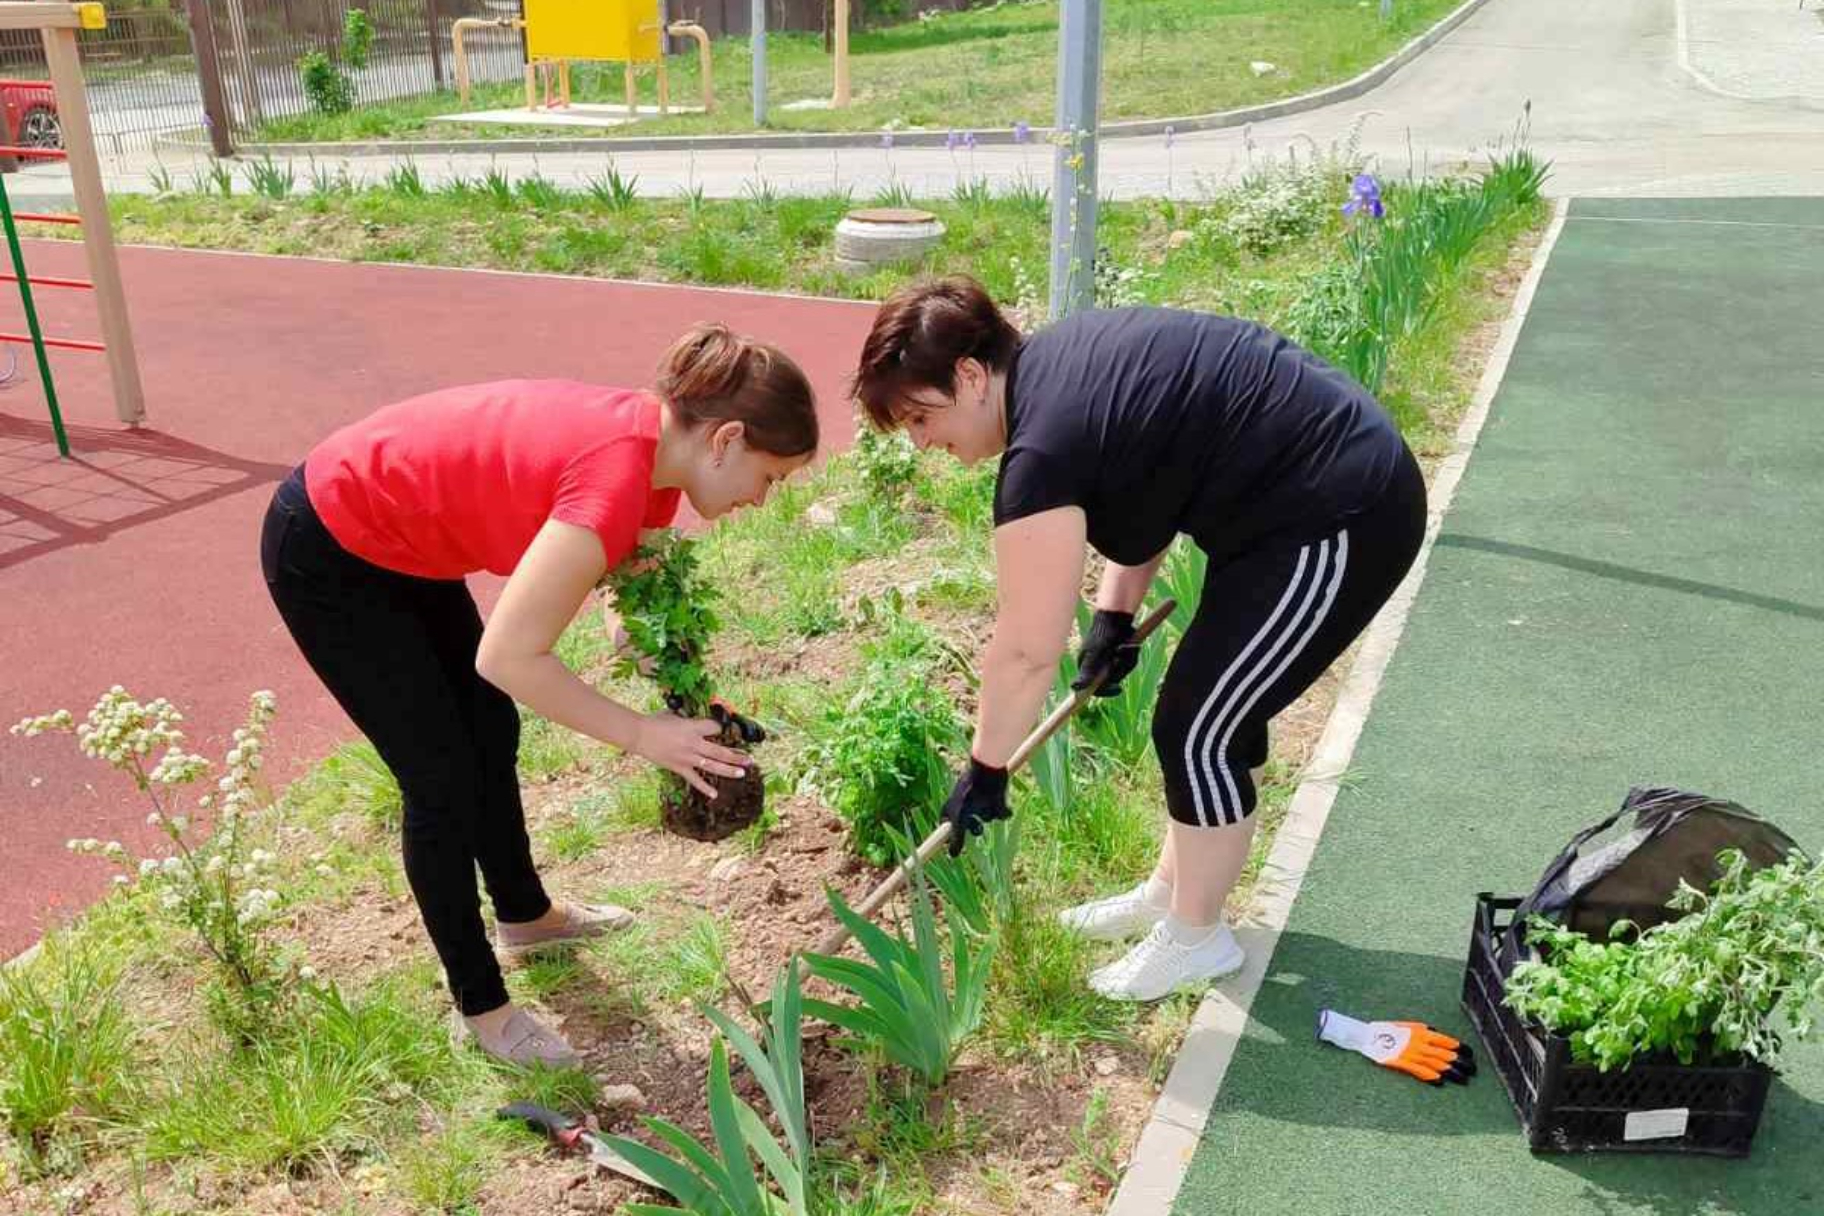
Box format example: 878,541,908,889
1086,609,1136,644
967,756,1009,798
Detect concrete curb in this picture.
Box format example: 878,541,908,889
200,0,1498,162
1102,195,1573,1216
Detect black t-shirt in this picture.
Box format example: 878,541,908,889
993,307,1407,565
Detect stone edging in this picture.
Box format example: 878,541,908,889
204,0,1499,161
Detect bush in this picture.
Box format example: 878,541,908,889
298,50,353,116
805,603,967,866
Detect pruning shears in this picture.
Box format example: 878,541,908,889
497,1101,658,1187
661,693,767,744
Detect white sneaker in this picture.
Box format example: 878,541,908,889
1089,919,1245,1003
1059,882,1170,942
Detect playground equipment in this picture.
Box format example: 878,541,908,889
452,0,712,117
0,2,143,453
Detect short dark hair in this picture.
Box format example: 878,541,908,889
657,323,819,458
851,275,1022,431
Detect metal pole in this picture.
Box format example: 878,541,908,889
0,174,68,456
1048,0,1100,320
751,0,766,126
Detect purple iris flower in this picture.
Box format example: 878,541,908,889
1164,124,1176,149
945,129,960,151
1013,120,1031,144
880,132,894,150
1342,172,1385,219
962,130,977,150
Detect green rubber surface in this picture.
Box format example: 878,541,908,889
1173,198,1824,1215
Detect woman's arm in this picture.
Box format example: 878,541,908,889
972,507,1089,766
478,520,748,796
1094,548,1170,614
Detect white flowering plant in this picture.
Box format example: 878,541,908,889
13,687,297,1041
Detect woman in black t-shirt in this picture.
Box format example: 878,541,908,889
852,276,1427,1002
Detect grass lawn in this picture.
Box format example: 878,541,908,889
251,0,1465,143
3,153,1549,1214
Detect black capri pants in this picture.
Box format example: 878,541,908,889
260,467,550,1016
1153,447,1427,828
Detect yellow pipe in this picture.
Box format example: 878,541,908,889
452,15,523,108
665,20,713,114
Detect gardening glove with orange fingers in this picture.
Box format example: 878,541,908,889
941,758,1010,857
1316,1009,1476,1087
708,698,766,745
1071,610,1141,697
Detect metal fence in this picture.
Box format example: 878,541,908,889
0,0,979,158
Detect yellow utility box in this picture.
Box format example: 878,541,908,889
524,0,660,64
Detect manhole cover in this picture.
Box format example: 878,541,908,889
846,207,938,225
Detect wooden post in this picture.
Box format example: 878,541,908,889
831,0,848,107
219,0,262,126
184,0,235,156
41,22,145,424
425,0,445,89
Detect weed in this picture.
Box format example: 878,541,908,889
1068,1087,1122,1189
395,1120,502,1212
385,161,426,198
587,162,640,211
517,173,565,210
0,940,138,1170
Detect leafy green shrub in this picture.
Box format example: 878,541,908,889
610,531,721,717
342,7,374,70
802,871,992,1087
298,50,353,116
805,606,967,865
602,964,809,1216
1503,849,1824,1071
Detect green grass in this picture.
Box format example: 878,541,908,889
0,940,140,1174
539,778,662,861
3,139,1549,1212
248,0,1464,144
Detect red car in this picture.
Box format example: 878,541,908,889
0,79,61,149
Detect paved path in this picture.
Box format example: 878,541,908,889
1169,196,1824,1215
14,0,1824,206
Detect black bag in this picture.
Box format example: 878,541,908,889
1498,786,1806,969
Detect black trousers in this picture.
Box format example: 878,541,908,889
261,467,549,1015
1153,447,1428,827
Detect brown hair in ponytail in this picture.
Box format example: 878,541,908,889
656,323,820,458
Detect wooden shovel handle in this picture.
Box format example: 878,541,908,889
806,598,1178,961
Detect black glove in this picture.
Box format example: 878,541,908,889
942,758,1010,857
1070,609,1140,697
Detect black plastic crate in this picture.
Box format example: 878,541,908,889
1460,893,1775,1157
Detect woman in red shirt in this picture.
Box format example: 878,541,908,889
260,324,818,1066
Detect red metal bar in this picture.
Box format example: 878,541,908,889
0,147,68,160
0,332,105,353
0,273,92,290
12,213,80,226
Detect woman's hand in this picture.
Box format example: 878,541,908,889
633,712,752,798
